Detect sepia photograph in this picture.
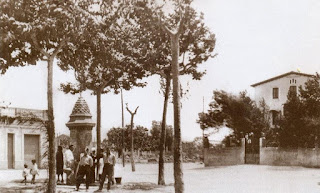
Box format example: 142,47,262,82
1,0,320,192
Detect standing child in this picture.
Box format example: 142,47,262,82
22,164,28,185
30,159,39,184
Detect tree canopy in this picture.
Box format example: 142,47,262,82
107,125,149,151
198,90,269,140
150,121,174,151
59,0,147,94
0,0,89,73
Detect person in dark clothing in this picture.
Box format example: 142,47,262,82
90,149,97,183
56,145,64,183
98,147,116,191
76,148,93,191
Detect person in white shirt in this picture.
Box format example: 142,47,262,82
76,147,93,191
98,147,116,191
64,145,74,168
30,160,39,184
22,164,28,185
64,145,75,185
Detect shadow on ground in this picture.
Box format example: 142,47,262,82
122,182,172,190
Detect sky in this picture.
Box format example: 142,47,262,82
1,0,320,141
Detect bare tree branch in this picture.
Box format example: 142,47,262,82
126,103,139,115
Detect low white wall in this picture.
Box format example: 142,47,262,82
260,147,320,167
204,139,245,166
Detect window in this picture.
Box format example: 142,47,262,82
289,86,297,96
271,110,280,126
273,88,279,99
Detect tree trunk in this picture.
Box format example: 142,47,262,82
171,34,184,193
158,75,171,185
130,115,136,172
121,89,125,167
96,90,102,174
47,57,56,193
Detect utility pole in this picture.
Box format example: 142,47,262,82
121,89,125,167
202,96,205,138
202,96,205,163
203,96,204,113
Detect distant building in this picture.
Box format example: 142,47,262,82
0,107,47,169
251,71,314,127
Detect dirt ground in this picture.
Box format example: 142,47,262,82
1,163,320,193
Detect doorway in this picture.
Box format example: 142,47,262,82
245,137,260,164
7,133,14,169
24,134,40,168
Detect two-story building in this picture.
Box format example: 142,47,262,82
0,107,47,169
251,71,314,126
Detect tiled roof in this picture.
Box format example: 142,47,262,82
251,71,314,87
66,96,95,128
71,97,91,116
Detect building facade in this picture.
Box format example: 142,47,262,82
0,107,47,169
251,71,314,126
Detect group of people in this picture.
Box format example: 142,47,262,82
21,159,39,185
56,145,75,183
55,144,116,191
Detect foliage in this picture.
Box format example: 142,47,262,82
131,0,216,96
130,0,215,187
59,0,147,95
150,121,174,151
182,137,202,160
198,90,269,140
106,122,174,152
279,74,320,148
279,92,308,147
107,125,150,151
0,0,87,72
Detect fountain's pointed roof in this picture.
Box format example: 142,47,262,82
70,96,91,116
66,96,95,128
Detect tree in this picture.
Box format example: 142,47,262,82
0,1,88,191
107,125,150,152
133,125,150,151
126,104,139,172
259,99,277,147
300,73,320,146
198,90,269,142
279,91,306,147
182,138,202,160
279,74,320,148
130,0,216,189
107,127,124,153
59,0,147,163
150,121,174,151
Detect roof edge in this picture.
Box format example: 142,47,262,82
251,71,315,87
